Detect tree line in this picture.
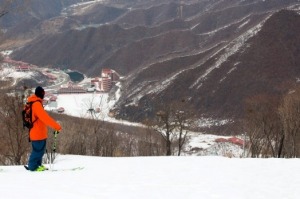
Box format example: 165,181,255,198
1,84,300,165
0,89,194,165
244,86,300,158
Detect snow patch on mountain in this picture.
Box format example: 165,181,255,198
287,3,300,14
61,0,105,16
191,14,272,89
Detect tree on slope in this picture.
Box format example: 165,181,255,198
278,87,300,157
154,99,194,156
244,90,300,158
0,92,30,165
244,94,283,158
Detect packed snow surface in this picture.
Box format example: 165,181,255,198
0,155,299,199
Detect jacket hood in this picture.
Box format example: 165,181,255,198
27,94,43,103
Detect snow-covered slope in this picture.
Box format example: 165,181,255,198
1,155,299,199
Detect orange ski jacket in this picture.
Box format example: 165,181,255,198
27,94,61,141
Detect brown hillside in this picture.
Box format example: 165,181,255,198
5,0,300,134
115,9,300,134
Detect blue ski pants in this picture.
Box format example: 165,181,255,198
28,139,47,171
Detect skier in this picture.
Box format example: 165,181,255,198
25,86,62,171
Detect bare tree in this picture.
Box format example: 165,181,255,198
244,90,300,158
174,111,189,156
138,119,164,156
173,100,194,156
154,100,194,156
156,106,176,156
30,104,165,158
278,88,300,157
0,91,30,165
244,94,283,157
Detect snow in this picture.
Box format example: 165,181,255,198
44,92,143,127
1,50,13,56
61,0,105,16
46,93,111,119
0,155,299,199
0,67,37,79
238,19,250,29
190,14,272,89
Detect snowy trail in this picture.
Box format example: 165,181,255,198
1,155,299,199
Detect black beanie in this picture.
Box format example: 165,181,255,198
35,86,45,99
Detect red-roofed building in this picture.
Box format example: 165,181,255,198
101,77,112,92
215,137,244,147
98,68,121,92
57,85,86,94
15,65,31,71
102,68,112,78
228,137,244,147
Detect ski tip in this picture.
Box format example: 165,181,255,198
24,165,29,170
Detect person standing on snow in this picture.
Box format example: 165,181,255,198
26,86,62,171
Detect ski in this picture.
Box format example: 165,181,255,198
24,165,84,172
50,167,84,172
1,166,83,172
25,165,84,172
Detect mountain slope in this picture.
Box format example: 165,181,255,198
114,9,300,133
0,0,83,39
6,0,300,134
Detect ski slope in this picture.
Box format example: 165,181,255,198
0,155,299,199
